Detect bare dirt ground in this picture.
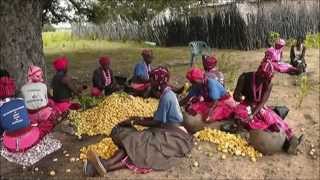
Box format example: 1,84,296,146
1,48,319,180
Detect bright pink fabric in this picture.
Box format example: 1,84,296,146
186,95,236,121
27,65,44,83
150,67,169,87
234,103,293,138
53,57,69,71
99,56,111,66
54,100,72,113
3,127,40,152
186,68,204,82
203,56,217,71
130,82,151,91
121,156,152,174
271,62,298,74
91,87,102,97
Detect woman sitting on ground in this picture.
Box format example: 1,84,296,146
92,56,119,96
21,65,60,139
84,67,193,177
290,37,307,74
267,39,298,74
51,56,83,113
180,68,236,133
233,60,303,155
202,55,224,85
128,49,153,97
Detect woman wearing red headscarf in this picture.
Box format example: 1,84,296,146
128,49,153,97
83,67,193,177
180,68,236,133
92,56,119,96
51,57,83,113
202,55,224,85
233,59,303,154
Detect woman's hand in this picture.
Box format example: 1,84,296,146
118,119,134,127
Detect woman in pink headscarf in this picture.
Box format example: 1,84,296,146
51,57,83,113
233,60,303,154
202,55,224,85
266,39,298,74
179,68,236,133
21,65,60,139
92,56,119,97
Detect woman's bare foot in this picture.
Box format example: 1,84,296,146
87,150,107,177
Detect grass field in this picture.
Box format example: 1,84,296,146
43,31,241,89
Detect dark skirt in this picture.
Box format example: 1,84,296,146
111,125,193,171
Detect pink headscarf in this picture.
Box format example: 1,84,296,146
257,60,274,80
99,56,111,66
202,56,217,71
27,65,44,83
53,57,69,71
186,68,204,82
150,66,169,86
275,39,286,50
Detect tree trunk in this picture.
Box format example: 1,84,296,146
0,0,46,90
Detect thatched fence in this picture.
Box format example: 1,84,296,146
71,1,319,50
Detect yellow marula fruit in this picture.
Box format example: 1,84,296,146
68,93,158,137
80,138,118,160
194,128,262,160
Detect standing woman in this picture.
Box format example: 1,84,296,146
202,55,224,85
51,57,82,113
92,56,118,96
233,60,303,154
83,67,193,177
290,37,307,74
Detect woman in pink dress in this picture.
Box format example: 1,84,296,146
233,59,303,154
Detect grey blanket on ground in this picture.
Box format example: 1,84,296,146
111,125,193,171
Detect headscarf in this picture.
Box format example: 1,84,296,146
53,57,69,71
141,49,153,59
99,56,111,66
186,67,204,82
0,77,16,98
150,66,169,87
202,56,217,71
275,38,286,50
256,60,274,80
27,65,44,83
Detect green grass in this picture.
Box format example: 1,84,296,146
43,31,239,89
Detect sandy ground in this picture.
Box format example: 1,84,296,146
0,48,319,180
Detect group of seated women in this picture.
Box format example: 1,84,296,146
0,37,306,174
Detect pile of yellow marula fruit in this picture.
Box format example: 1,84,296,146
71,92,261,162
194,128,262,161
68,93,158,137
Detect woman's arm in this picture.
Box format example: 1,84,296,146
233,74,246,102
251,83,272,117
62,76,81,96
290,46,295,63
301,46,306,62
133,118,161,127
92,69,104,90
